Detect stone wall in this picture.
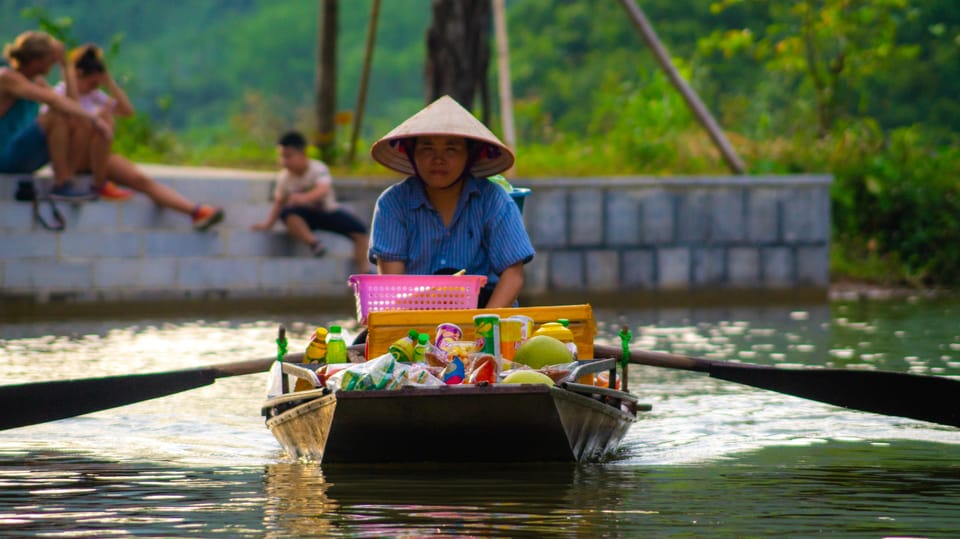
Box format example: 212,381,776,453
520,176,831,295
0,167,831,309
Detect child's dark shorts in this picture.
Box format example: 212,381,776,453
280,205,367,237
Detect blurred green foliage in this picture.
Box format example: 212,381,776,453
2,0,958,285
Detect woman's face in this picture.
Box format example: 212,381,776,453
413,135,469,189
27,50,58,77
76,72,102,94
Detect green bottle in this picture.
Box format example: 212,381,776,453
412,333,429,363
326,325,347,364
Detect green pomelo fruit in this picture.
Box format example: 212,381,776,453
513,335,572,369
502,370,555,386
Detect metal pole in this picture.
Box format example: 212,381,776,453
348,0,381,164
618,0,747,174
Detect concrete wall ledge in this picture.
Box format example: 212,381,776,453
1,166,832,311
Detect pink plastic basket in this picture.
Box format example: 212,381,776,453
348,274,488,324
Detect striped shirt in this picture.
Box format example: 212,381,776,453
369,175,535,285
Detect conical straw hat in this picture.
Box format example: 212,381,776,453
370,95,514,177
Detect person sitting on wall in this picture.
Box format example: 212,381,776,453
367,95,535,309
253,130,372,272
52,44,223,229
0,30,113,201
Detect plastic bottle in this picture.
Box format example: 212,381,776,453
389,329,420,362
304,327,328,363
326,325,348,364
412,333,429,364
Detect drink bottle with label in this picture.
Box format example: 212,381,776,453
326,325,348,364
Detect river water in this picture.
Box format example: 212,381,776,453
2,297,960,537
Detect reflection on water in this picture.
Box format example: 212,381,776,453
1,297,960,535
0,452,268,537
3,442,959,537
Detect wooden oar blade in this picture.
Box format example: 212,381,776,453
0,369,217,431
707,363,960,428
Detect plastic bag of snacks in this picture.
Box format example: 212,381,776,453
401,362,445,386
326,354,397,392
325,353,445,392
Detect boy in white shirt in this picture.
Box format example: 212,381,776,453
253,131,371,271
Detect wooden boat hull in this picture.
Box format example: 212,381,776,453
263,384,639,464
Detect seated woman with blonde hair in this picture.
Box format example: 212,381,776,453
1,30,113,200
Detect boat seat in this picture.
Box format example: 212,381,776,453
281,362,322,388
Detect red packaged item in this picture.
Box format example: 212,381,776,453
467,353,498,384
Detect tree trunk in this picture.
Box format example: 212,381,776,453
315,0,338,161
492,0,516,152
425,0,491,122
348,0,381,164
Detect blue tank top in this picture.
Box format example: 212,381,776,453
0,98,39,147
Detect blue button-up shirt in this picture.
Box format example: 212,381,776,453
369,175,535,285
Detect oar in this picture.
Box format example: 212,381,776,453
0,352,305,432
594,344,960,428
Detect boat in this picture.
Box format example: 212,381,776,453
262,357,647,463
260,298,650,464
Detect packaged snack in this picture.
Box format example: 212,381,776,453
473,314,501,357
443,340,477,356
402,363,445,386
435,323,463,354
507,315,534,342
467,353,498,384
328,354,398,391
500,319,523,361
424,344,449,367
441,355,466,385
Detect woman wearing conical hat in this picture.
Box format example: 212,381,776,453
368,95,535,308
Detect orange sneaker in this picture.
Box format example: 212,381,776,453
94,181,134,201
192,204,224,231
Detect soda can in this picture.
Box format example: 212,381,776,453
473,314,501,358
499,319,523,361
507,315,534,342
435,323,463,353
